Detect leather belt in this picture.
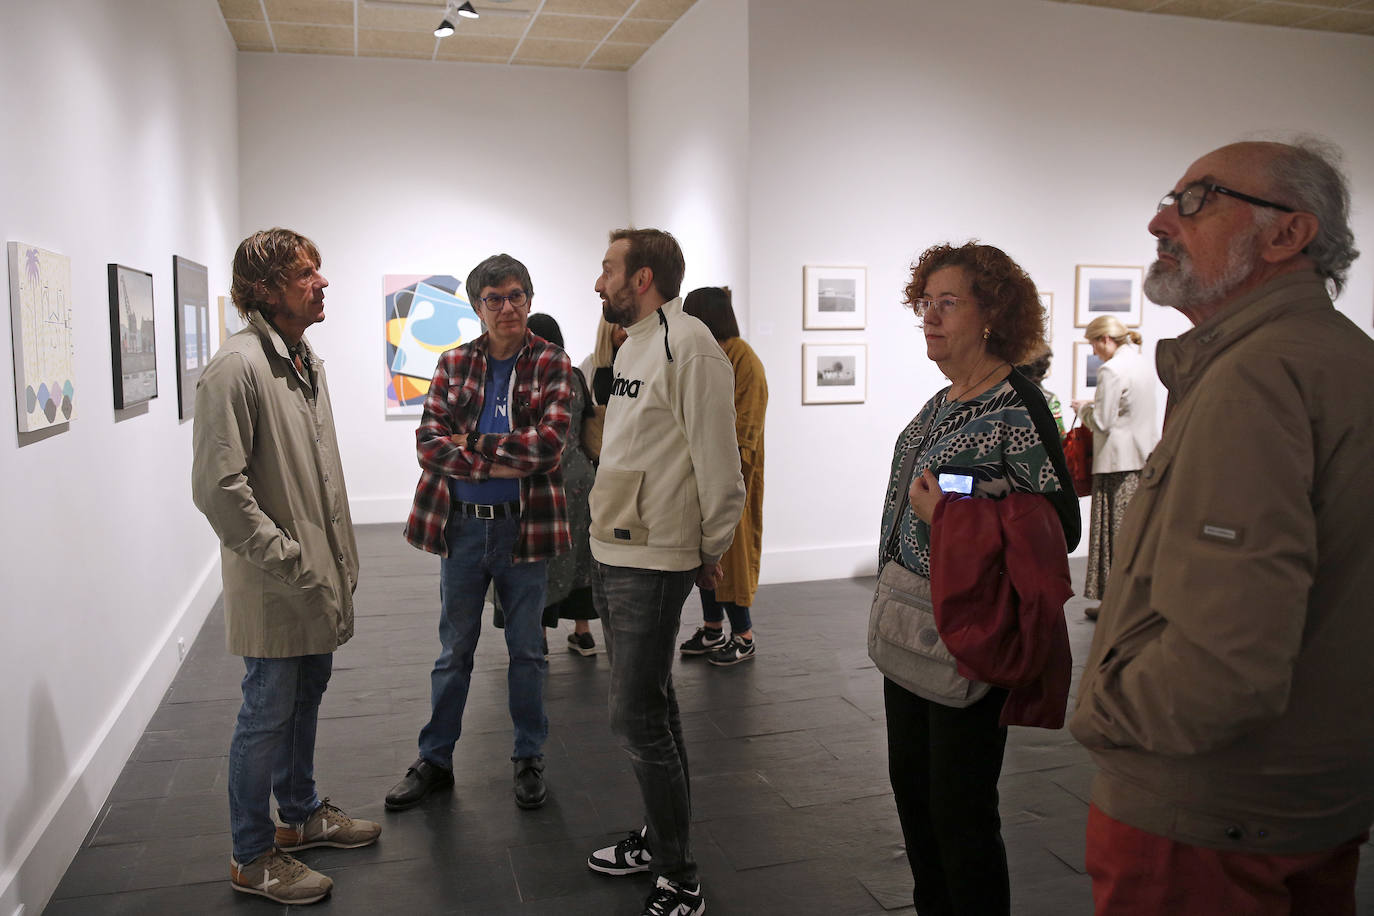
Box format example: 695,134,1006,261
454,500,520,520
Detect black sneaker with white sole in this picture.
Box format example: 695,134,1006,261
642,875,705,916
707,634,755,667
679,626,727,656
587,826,652,875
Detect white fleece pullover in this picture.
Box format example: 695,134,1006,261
589,297,745,572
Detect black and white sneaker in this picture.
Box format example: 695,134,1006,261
679,627,727,656
642,875,705,916
587,826,652,875
707,634,755,667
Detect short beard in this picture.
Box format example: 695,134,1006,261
1144,228,1262,311
601,287,637,327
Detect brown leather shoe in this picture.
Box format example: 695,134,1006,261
1084,605,1100,621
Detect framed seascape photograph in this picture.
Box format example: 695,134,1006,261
173,256,209,420
8,241,76,432
802,342,867,404
1075,265,1143,328
108,264,157,409
1073,340,1102,402
803,265,866,330
1038,290,1053,343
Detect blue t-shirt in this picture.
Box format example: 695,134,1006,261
452,353,520,506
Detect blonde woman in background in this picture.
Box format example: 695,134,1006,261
1071,315,1158,619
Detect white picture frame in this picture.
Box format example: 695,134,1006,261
1073,340,1102,403
1074,264,1143,328
803,265,866,330
802,342,867,404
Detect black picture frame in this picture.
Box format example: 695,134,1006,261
108,264,157,409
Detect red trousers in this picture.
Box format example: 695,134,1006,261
1085,804,1364,916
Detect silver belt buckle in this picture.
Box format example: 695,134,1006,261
475,503,495,520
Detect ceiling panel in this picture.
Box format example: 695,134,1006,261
218,0,1370,73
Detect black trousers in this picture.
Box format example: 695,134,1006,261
884,678,1010,916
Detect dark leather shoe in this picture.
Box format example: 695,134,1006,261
513,757,547,810
385,758,453,811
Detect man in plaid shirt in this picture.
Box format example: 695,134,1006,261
387,253,573,814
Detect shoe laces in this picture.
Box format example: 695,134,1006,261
313,798,352,827
261,850,310,882
617,830,646,853
643,878,682,915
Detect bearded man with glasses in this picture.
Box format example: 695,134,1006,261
388,253,574,814
1071,140,1374,915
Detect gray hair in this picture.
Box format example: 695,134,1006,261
465,253,534,307
1266,138,1358,296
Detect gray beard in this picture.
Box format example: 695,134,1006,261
1144,230,1259,310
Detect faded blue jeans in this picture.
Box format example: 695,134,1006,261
228,653,332,862
418,512,549,766
593,560,699,886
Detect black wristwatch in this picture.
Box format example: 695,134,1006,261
466,432,480,450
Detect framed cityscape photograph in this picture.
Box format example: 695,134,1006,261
173,255,209,420
802,342,867,404
803,265,866,330
1074,264,1142,328
108,264,158,409
1073,340,1102,402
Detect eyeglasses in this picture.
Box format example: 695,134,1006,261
912,296,970,320
478,290,528,312
1157,181,1295,218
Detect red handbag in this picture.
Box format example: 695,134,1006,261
1062,420,1093,498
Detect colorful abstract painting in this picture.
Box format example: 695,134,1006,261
384,274,480,417
7,241,76,432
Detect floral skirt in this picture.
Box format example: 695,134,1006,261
1084,470,1142,601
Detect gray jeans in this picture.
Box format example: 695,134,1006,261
593,561,699,886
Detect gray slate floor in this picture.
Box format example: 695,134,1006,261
45,524,1374,914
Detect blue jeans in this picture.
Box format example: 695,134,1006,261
419,512,548,766
698,588,752,633
228,653,332,862
593,561,699,886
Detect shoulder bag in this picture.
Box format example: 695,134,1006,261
867,426,992,707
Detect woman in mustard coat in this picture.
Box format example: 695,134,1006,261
679,287,768,666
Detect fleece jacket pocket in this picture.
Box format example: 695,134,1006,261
590,467,649,546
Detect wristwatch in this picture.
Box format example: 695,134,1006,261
466,432,480,450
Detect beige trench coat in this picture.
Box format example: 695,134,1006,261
191,312,359,657
715,337,767,607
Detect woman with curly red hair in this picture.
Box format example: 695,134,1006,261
878,241,1079,914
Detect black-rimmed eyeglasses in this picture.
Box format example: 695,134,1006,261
1157,181,1295,218
479,290,528,311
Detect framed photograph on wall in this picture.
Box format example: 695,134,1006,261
1038,290,1054,344
803,265,866,329
1074,265,1143,328
8,241,76,432
802,342,867,404
173,256,209,420
217,294,246,353
108,264,158,409
1073,340,1102,403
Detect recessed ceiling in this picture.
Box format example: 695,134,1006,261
217,0,1373,73
217,0,699,71
1046,0,1374,36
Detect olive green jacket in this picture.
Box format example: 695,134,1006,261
191,312,358,657
1070,271,1374,854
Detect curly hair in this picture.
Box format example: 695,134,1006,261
903,241,1045,365
230,228,321,321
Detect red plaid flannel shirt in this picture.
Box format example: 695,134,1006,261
404,330,573,561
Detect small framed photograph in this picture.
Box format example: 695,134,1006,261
1073,340,1102,402
803,265,866,329
1038,290,1053,343
802,342,867,404
173,256,210,420
108,264,158,409
1075,265,1143,328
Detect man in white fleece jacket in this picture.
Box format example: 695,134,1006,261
583,228,744,916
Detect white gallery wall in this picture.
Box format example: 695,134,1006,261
237,54,630,526
0,1,239,912
741,0,1374,578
